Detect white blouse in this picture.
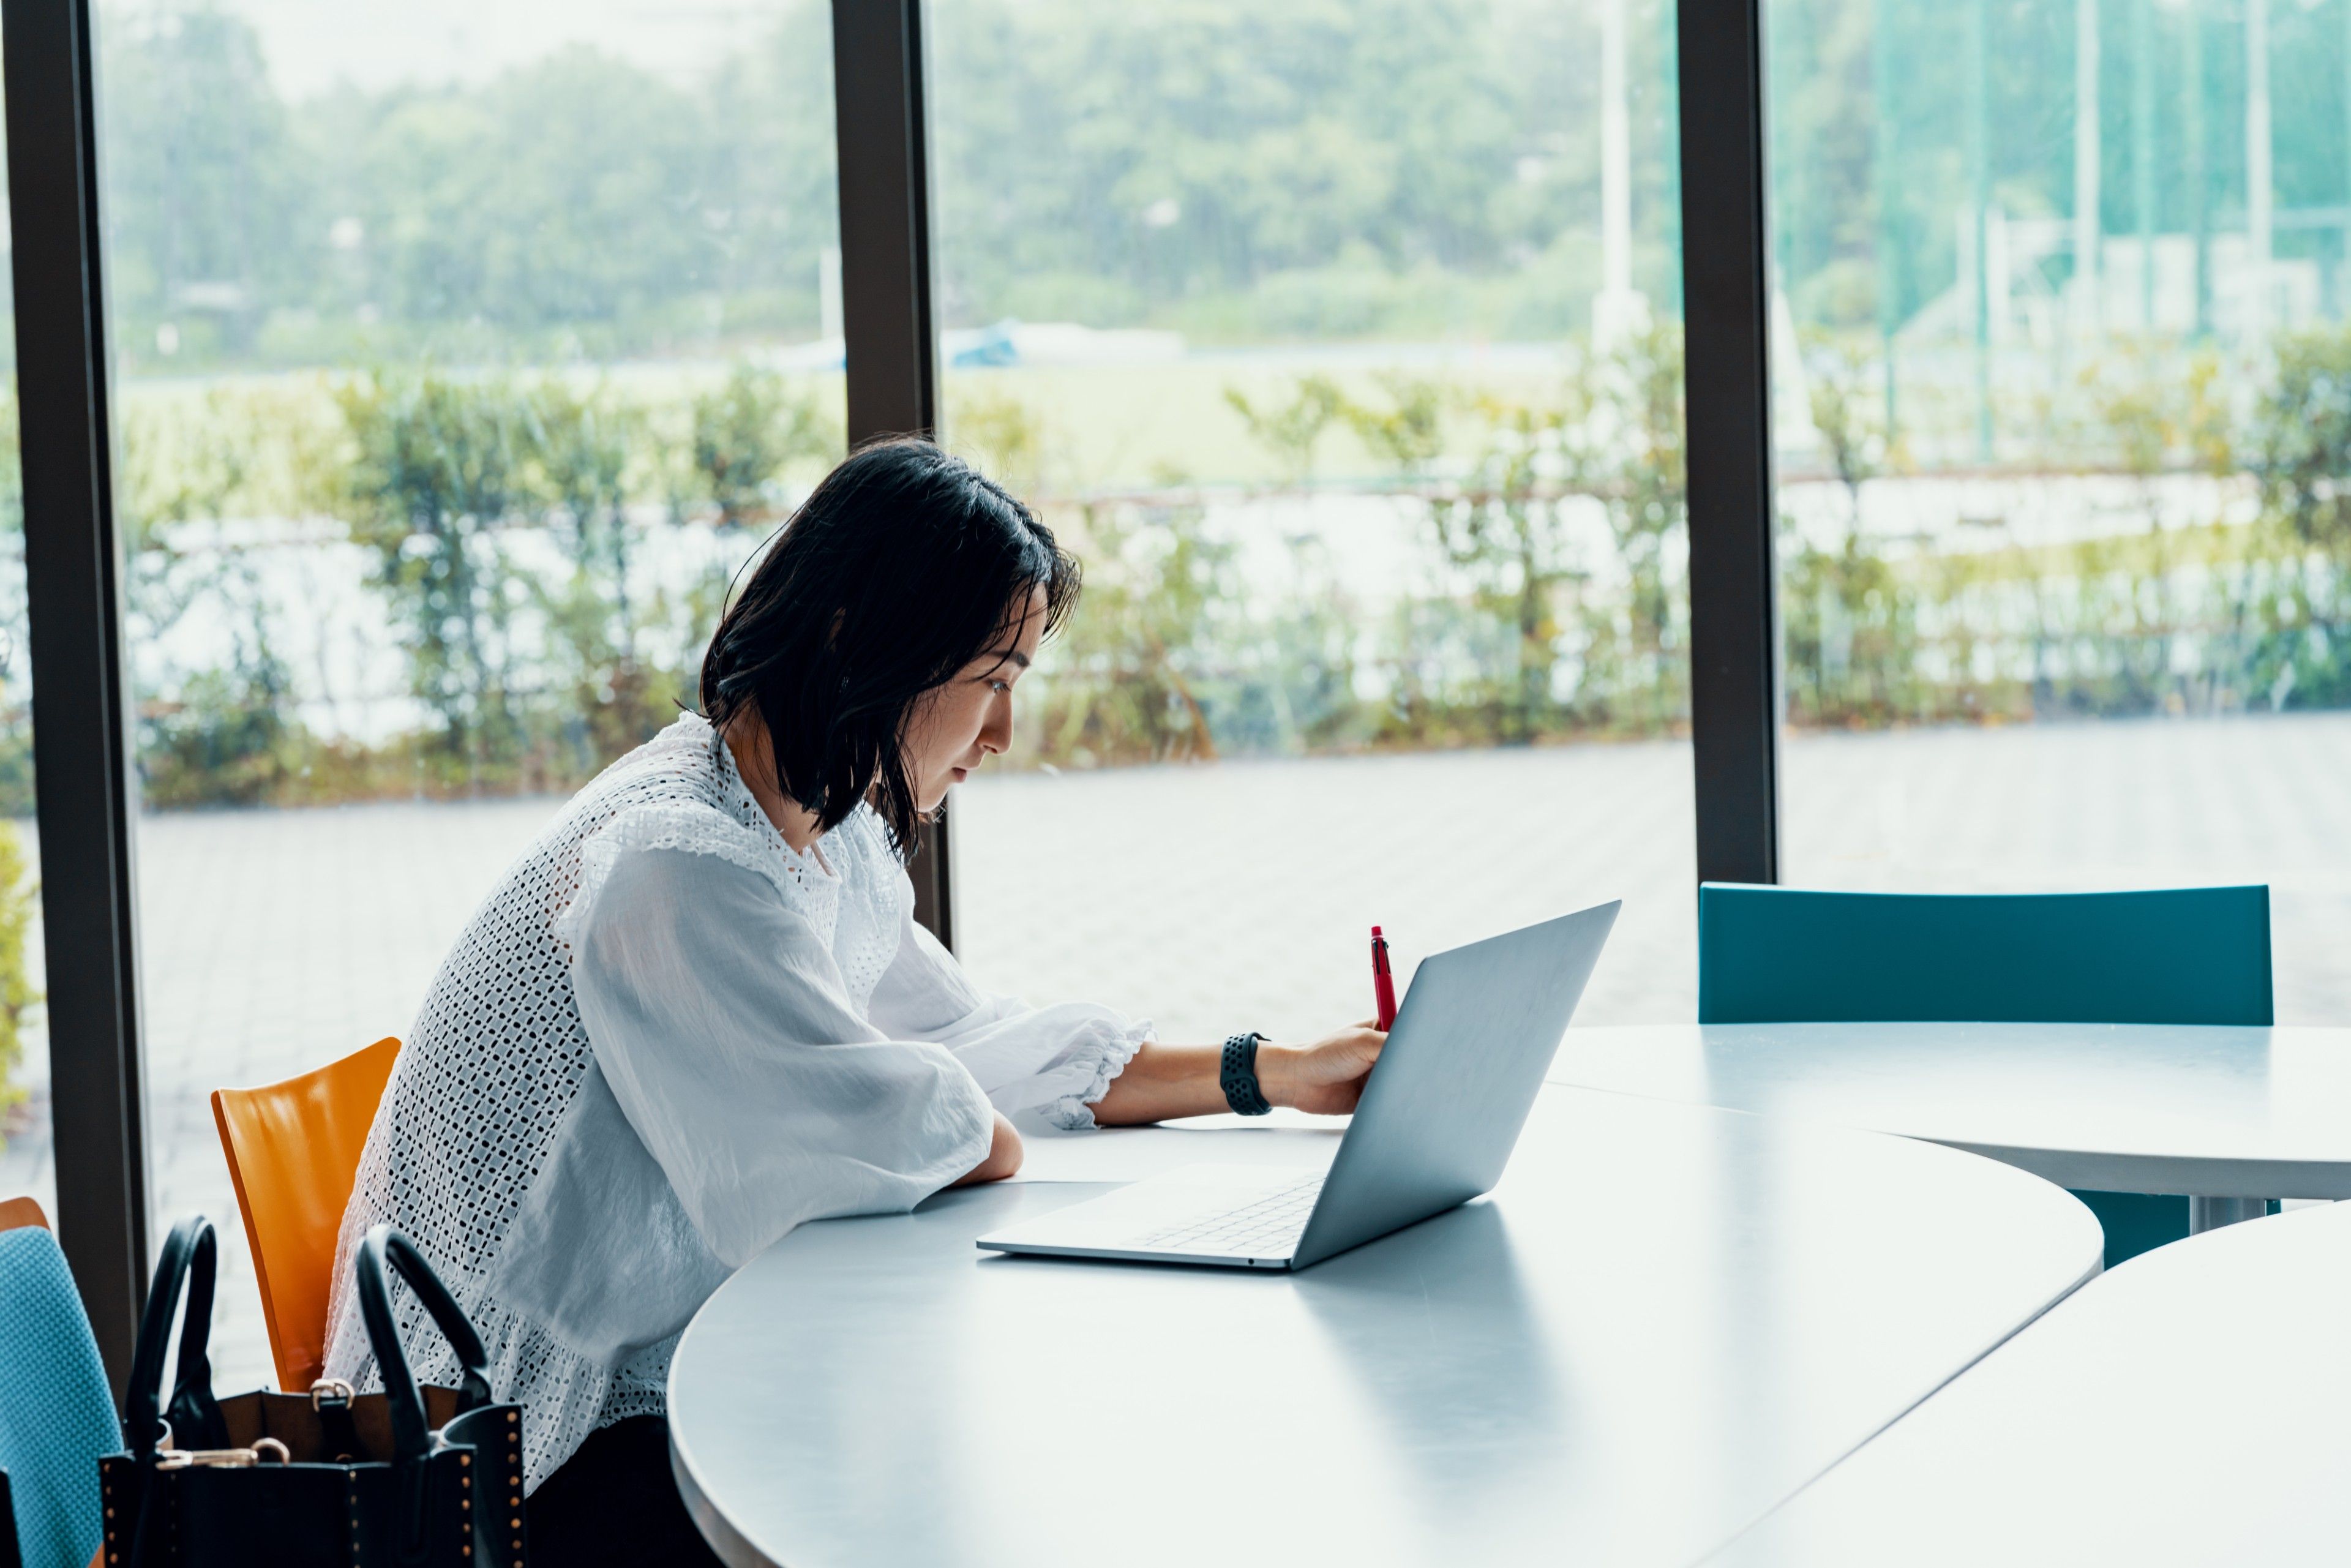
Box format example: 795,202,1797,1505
321,715,1150,1490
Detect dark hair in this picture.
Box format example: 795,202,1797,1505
699,438,1079,857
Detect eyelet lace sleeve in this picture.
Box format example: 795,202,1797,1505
567,844,997,1267
866,895,1153,1131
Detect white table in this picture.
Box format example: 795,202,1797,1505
1712,1196,2351,1566
669,1086,2101,1568
1548,1023,2351,1229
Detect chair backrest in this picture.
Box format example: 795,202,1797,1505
211,1037,401,1393
1697,883,2273,1026
0,1219,120,1568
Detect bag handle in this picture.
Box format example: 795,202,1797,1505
354,1225,493,1464
125,1214,227,1460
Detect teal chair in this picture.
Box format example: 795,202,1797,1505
1697,883,2274,1266
0,1203,119,1568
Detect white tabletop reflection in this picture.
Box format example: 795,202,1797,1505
1548,1022,2351,1198
669,1086,2100,1568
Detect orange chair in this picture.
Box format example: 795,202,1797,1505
211,1037,401,1392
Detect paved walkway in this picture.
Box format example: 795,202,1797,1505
5,711,2347,1389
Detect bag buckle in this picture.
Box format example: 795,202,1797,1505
156,1436,291,1470
310,1378,356,1411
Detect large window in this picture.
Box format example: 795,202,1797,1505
1768,0,2351,1018
931,0,1698,1040
98,0,844,1386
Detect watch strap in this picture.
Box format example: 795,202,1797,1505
1220,1032,1272,1116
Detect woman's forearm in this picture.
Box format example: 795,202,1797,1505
1089,1040,1325,1125
1087,1042,1231,1124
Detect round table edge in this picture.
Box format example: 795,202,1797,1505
674,1422,779,1568
1925,1138,2351,1200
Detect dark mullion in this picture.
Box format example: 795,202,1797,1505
2,0,152,1393
830,0,955,946
1677,0,1783,888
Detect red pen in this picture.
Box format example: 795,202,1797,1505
1371,925,1398,1030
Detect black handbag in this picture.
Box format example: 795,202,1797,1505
102,1215,530,1567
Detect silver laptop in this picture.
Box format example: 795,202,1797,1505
976,901,1619,1270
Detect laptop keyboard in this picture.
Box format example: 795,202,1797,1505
1138,1176,1324,1255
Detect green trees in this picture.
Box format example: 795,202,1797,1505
983,332,1693,767
100,6,306,360
0,365,836,811
978,321,2351,770
119,391,313,806
1327,331,1687,746
529,383,654,773
328,50,715,348
936,0,1521,315
338,373,533,773
2252,330,2351,550
2246,329,2351,708
330,367,835,792
691,367,833,530
1560,328,1687,734
82,0,2351,377
26,0,2351,822
100,2,843,372
1770,324,2351,729
91,0,1685,367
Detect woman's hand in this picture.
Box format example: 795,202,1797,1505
953,1111,1024,1185
1258,1021,1387,1115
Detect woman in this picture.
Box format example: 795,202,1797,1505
323,440,1384,1566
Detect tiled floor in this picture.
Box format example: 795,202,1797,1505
6,710,2348,1389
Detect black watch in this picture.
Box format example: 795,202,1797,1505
1220,1032,1272,1116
